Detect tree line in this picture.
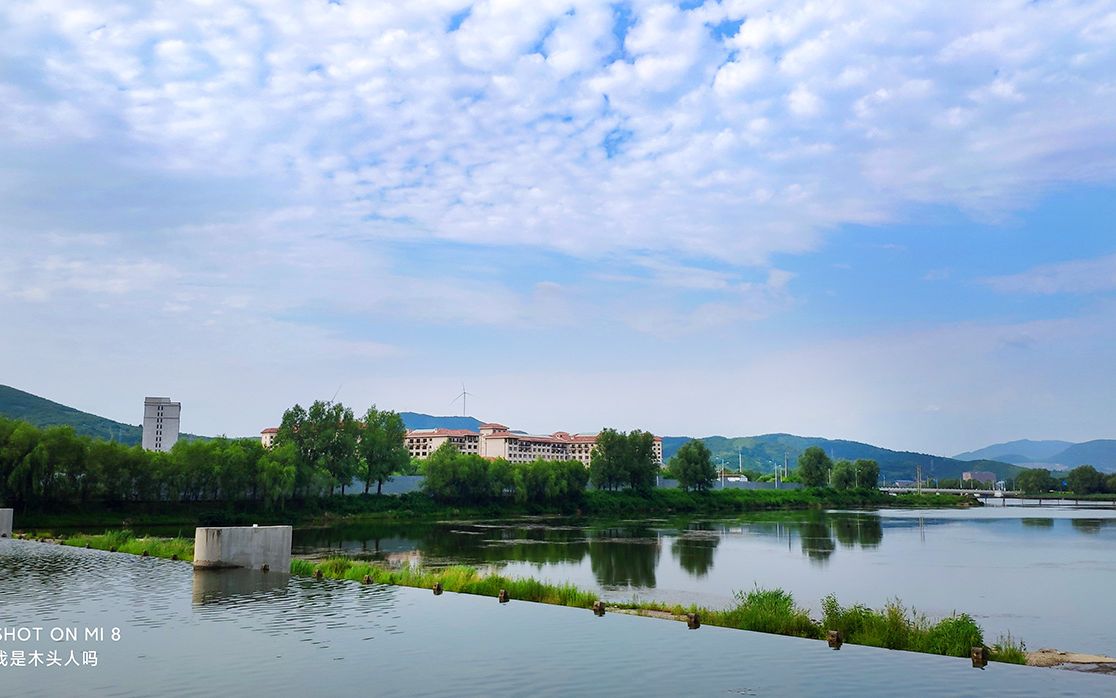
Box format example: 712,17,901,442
1015,465,1116,495
0,414,295,509
0,400,411,510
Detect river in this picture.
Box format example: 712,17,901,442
293,505,1116,656
2,537,1113,697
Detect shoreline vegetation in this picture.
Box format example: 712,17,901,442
15,528,1031,666
12,488,981,529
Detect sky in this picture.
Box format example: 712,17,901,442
2,0,1115,456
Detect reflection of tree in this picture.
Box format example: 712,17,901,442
799,519,835,563
1070,518,1115,534
295,522,591,565
671,536,718,578
1021,518,1054,528
831,513,883,549
588,527,660,588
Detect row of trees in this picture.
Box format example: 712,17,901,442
0,415,298,508
421,443,589,504
1016,465,1116,495
275,401,410,495
797,447,880,489
0,399,412,510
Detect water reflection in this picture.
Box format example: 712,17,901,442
293,511,899,589
670,524,719,578
191,569,290,606
1070,518,1116,534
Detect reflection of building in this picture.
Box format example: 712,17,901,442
962,471,996,484
260,427,278,448
405,422,663,467
142,397,181,452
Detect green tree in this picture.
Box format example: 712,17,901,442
671,440,716,492
855,459,880,489
797,446,832,488
624,430,659,494
257,443,297,508
1015,468,1055,495
1066,465,1105,495
357,406,410,495
589,428,626,491
831,460,856,489
276,400,359,495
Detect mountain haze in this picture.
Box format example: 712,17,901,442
953,439,1073,463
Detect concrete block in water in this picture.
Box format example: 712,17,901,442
0,508,12,538
193,525,291,572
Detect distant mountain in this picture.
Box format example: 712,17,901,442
663,433,1021,483
1045,440,1116,473
399,412,484,431
0,385,208,445
953,439,1073,463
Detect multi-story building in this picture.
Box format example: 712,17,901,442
962,470,997,485
260,427,279,448
404,422,663,467
142,397,181,452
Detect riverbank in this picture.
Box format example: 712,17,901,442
11,487,981,530
12,529,1038,667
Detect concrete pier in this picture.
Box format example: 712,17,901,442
193,525,291,572
0,508,12,538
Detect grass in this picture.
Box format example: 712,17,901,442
989,633,1029,665
55,529,194,561
291,554,1019,663
820,594,984,657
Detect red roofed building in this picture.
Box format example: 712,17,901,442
405,422,663,467
260,427,279,448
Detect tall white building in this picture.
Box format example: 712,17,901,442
142,397,181,452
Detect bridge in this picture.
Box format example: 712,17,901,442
879,486,1015,497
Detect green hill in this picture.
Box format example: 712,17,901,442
0,385,142,444
662,433,1021,484
0,385,209,445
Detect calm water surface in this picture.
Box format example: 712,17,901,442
294,506,1116,655
2,539,1113,697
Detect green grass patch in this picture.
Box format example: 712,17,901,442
820,594,984,658
989,633,1028,664
59,529,193,561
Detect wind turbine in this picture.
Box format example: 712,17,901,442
451,384,475,417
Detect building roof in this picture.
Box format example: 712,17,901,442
261,427,279,434
479,422,509,429
406,428,479,438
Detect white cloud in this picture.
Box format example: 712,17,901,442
983,253,1116,295
2,0,1112,265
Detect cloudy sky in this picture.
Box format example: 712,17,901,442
3,0,1115,455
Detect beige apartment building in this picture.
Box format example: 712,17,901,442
404,422,663,467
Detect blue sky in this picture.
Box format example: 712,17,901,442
2,0,1115,455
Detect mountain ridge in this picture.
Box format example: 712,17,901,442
0,385,1040,479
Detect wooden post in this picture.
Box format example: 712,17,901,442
971,646,989,669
